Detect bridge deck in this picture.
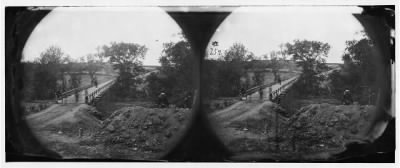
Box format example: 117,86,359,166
59,79,115,104
246,76,298,101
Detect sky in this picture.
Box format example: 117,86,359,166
207,6,365,63
22,7,183,66
23,6,365,65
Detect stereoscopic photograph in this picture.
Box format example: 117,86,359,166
5,5,395,163
10,7,195,160
203,6,394,161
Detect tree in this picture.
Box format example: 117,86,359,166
329,36,377,104
343,38,376,84
286,40,330,74
84,53,103,86
147,40,194,103
222,43,255,62
278,43,289,61
33,46,68,99
35,46,66,65
102,42,147,75
216,43,255,96
286,40,331,94
102,42,147,98
269,50,281,82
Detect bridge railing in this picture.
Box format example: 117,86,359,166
55,85,92,102
244,76,298,99
85,79,115,105
59,85,92,98
245,83,273,97
269,77,298,101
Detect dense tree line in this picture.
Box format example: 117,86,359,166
202,43,255,98
146,40,195,104
24,45,114,100
101,42,147,99
328,35,378,104
286,39,331,95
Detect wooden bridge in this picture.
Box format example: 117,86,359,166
56,79,116,105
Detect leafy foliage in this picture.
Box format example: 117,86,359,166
286,40,330,74
286,40,330,95
84,54,103,85
268,51,282,82
203,43,256,98
328,37,377,104
32,46,69,99
221,43,255,62
102,42,147,98
146,40,194,104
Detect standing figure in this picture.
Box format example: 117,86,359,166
55,90,61,103
258,87,264,100
84,89,89,103
240,87,246,100
269,87,273,100
158,92,169,108
94,77,98,88
342,89,353,105
74,89,79,103
278,75,282,85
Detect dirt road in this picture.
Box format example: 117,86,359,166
211,75,298,122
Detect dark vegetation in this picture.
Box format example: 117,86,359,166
281,34,379,114
101,42,147,99
203,42,300,99
23,46,115,101
286,39,331,96
216,35,381,159
145,39,195,104
328,35,378,104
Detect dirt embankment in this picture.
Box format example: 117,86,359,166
28,104,192,160
93,106,191,160
213,100,376,161
285,104,376,152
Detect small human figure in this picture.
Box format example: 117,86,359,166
258,87,264,100
278,75,282,85
55,90,61,103
240,87,246,100
94,77,98,88
84,89,89,103
342,89,353,105
269,87,273,100
158,91,169,108
74,89,79,103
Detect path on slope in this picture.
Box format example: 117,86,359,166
25,79,115,128
211,67,340,123
211,75,298,122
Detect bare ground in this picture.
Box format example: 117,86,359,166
26,103,192,160
209,98,376,161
